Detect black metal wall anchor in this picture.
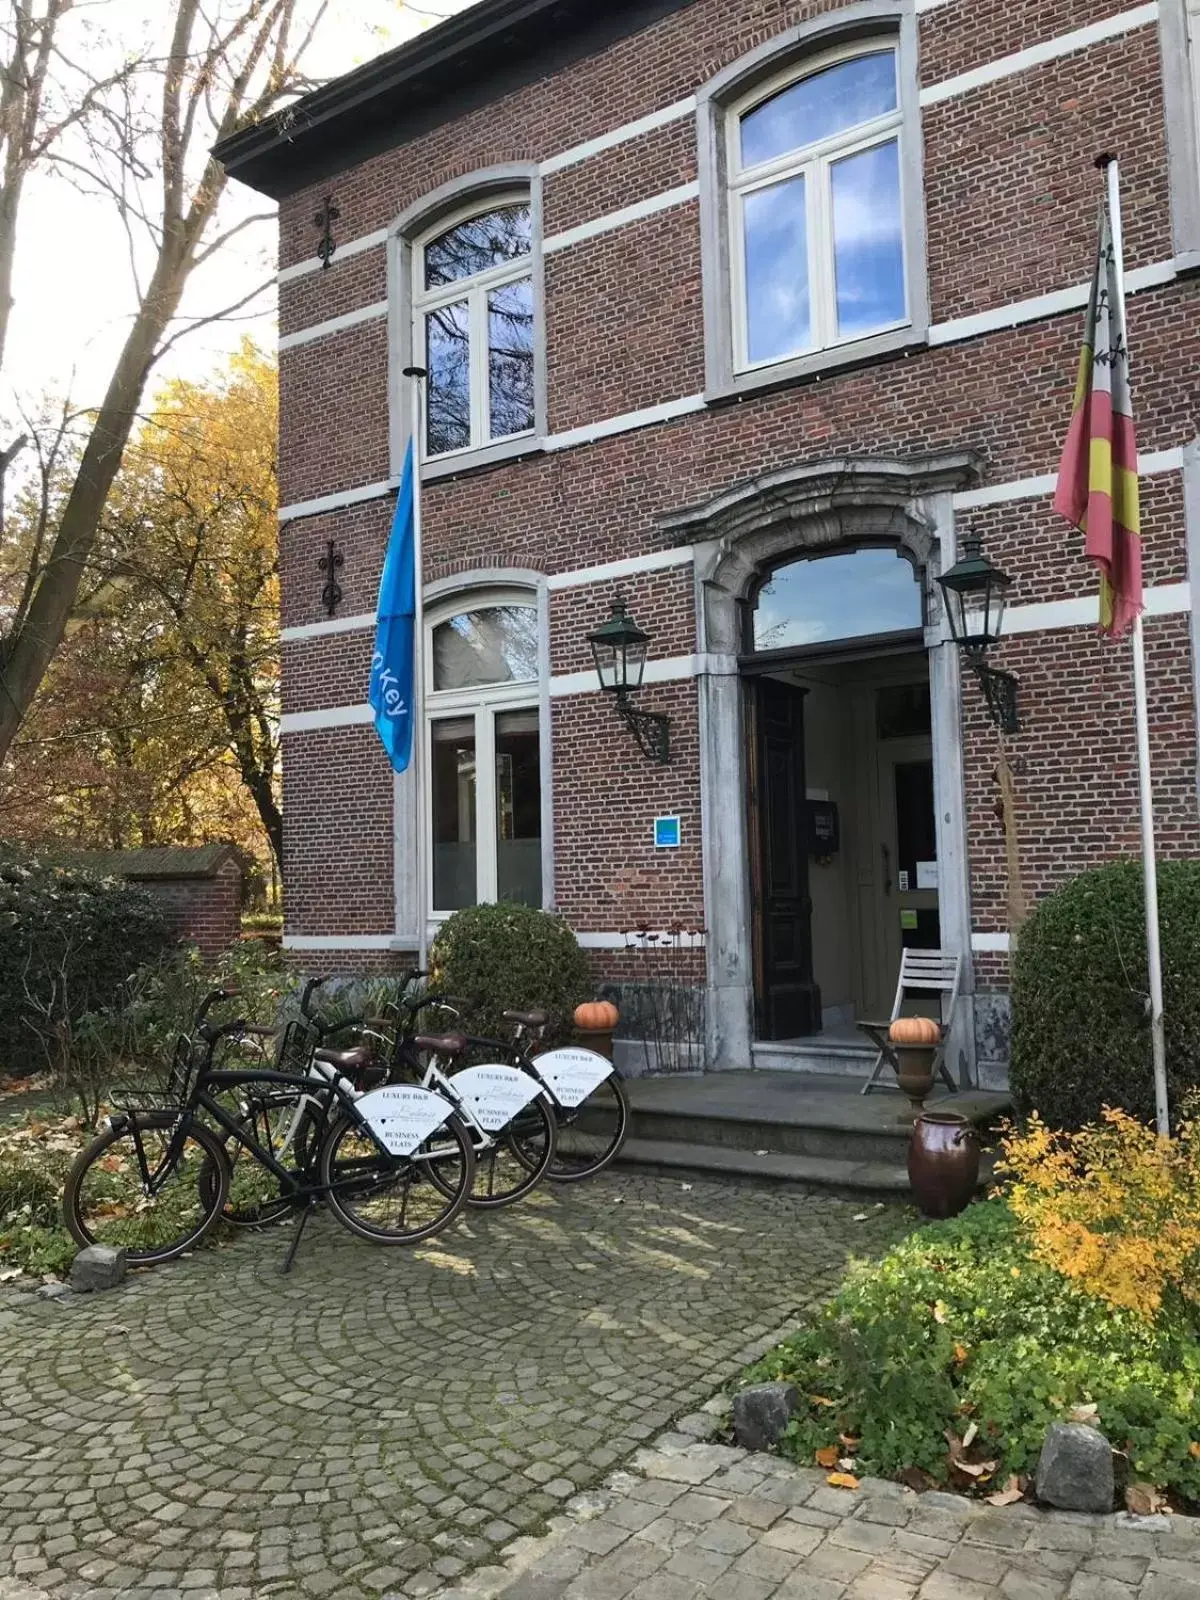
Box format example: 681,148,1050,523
615,691,671,764
318,541,344,616
314,195,340,270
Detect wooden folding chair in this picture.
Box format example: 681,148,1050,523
858,949,962,1095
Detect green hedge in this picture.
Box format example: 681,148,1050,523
1011,858,1200,1128
430,902,591,1049
0,848,167,1074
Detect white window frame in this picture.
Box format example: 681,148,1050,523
424,589,542,918
726,40,908,375
1190,1,1200,160
1162,0,1200,264
413,192,537,462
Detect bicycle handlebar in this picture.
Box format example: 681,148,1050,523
299,976,329,1019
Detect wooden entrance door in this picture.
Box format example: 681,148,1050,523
749,678,822,1039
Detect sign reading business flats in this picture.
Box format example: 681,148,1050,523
531,1047,614,1108
449,1064,544,1132
356,1083,454,1155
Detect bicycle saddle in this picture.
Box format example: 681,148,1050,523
412,1032,467,1057
502,1009,547,1028
313,1045,371,1071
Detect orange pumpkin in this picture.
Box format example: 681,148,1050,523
889,1015,941,1045
575,1000,620,1031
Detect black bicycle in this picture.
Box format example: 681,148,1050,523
62,987,476,1267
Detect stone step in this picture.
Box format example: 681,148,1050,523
621,1070,1011,1177
614,1136,912,1197
615,1135,998,1200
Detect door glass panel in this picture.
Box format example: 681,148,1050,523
740,51,897,169
831,138,905,338
488,277,535,439
893,759,935,893
876,683,931,740
424,203,532,288
495,710,542,906
743,174,809,364
426,300,471,454
432,606,538,690
432,718,476,910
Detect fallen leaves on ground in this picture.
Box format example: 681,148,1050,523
826,1472,860,1490
814,1445,840,1468
985,1476,1025,1507
1126,1482,1165,1516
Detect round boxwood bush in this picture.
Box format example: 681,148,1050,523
1010,858,1200,1128
429,902,591,1048
0,848,168,1075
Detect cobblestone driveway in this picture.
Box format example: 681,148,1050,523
0,1172,906,1600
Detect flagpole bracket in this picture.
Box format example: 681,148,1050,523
969,657,1020,735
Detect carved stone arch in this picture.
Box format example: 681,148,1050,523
657,451,983,655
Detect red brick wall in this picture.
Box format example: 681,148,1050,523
134,860,244,966
268,0,1200,1043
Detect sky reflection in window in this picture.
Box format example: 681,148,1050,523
740,51,897,170
832,140,905,336
744,174,810,363
753,548,922,651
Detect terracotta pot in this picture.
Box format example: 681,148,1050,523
908,1112,980,1219
573,1025,614,1062
891,1043,936,1113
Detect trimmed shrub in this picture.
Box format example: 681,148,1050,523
0,848,167,1078
1010,858,1200,1129
430,902,591,1049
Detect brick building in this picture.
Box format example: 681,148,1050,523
217,0,1200,1087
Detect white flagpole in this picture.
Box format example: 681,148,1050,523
1099,155,1170,1136
404,365,429,973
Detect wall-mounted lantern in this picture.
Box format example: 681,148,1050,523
587,596,671,763
936,533,1019,733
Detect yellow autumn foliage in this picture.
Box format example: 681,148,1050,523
998,1104,1200,1322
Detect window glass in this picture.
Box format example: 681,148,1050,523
432,719,477,911
831,140,905,337
424,203,532,289
426,301,471,455
495,710,542,906
744,174,810,364
488,279,535,439
432,606,539,691
753,548,922,650
740,51,897,169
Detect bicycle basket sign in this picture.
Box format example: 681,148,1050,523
356,1084,451,1156
449,1065,543,1133
531,1047,613,1108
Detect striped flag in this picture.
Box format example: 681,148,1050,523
1053,207,1143,637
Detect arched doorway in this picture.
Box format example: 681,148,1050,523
662,450,982,1078
743,545,932,1040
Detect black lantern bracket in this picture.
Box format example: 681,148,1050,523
615,692,671,764
968,655,1020,736
318,540,344,617
314,195,340,269
587,594,672,764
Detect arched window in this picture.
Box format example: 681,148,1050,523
425,590,542,913
414,196,537,459
729,42,907,370
752,547,922,651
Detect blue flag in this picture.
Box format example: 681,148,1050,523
369,442,416,771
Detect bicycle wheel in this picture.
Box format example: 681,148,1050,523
63,1113,229,1266
469,1096,557,1209
319,1110,474,1244
198,1094,317,1228
544,1071,629,1181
